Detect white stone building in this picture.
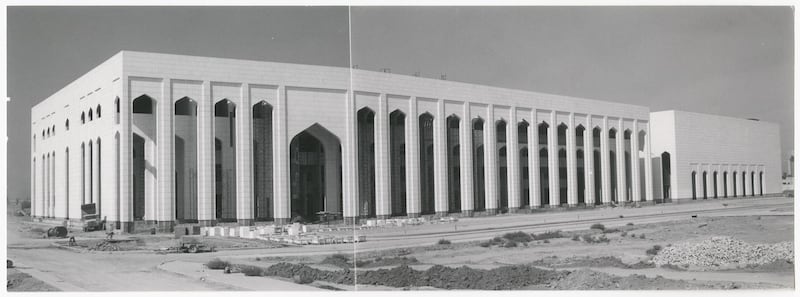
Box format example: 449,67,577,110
650,110,781,201
29,51,779,232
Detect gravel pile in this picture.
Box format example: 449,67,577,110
652,236,793,269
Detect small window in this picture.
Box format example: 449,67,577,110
88,109,93,121
65,119,70,131
97,105,101,118
81,112,86,124
52,125,55,135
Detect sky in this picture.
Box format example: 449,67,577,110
6,6,794,200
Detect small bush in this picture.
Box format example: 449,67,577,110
630,233,636,238
602,228,620,234
597,235,610,243
531,231,562,241
240,265,264,276
620,231,628,237
571,235,580,241
639,234,646,239
255,257,261,261
491,237,503,243
503,241,518,248
590,224,606,231
355,260,371,267
626,222,634,226
645,245,663,255
503,231,533,243
206,259,230,270
293,274,313,284
580,234,594,242
437,239,451,245
479,241,492,248
542,239,550,244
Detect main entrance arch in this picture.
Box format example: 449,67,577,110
289,124,343,222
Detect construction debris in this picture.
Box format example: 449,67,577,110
652,236,793,270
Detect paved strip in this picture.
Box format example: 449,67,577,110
12,261,85,291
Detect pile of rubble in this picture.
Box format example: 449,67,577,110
199,224,365,245
652,236,793,269
362,216,457,228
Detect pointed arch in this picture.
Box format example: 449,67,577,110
446,115,461,213
357,107,376,218
175,96,199,222
252,100,274,220
472,117,486,212
389,110,407,216
419,112,435,215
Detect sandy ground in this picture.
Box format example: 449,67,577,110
6,196,794,290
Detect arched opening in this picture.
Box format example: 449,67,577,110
661,152,671,199
538,122,550,205
96,138,101,219
389,110,407,216
518,121,529,208
214,99,237,222
446,115,461,213
81,143,86,205
419,113,435,215
290,124,343,221
691,171,697,199
608,128,618,202
252,101,274,221
741,172,746,198
759,172,764,196
593,128,602,203
557,124,567,205
575,125,586,205
131,94,155,222
357,108,376,218
132,134,146,220
750,172,755,196
472,118,486,211
496,120,508,211
723,172,728,197
733,171,738,197
174,97,198,223
637,130,646,200
713,171,718,198
702,171,708,199
81,112,86,124
623,130,632,202
115,132,120,228
65,119,69,131
115,97,121,124
96,105,102,118
89,108,93,121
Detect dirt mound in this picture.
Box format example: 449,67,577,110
652,237,794,270
531,256,654,269
552,269,743,290
88,240,139,251
357,256,419,268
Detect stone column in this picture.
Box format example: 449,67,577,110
643,123,654,201
120,91,133,232
601,117,611,204
566,113,577,206
272,86,290,224
342,91,359,224
433,100,448,216
235,84,254,225
631,120,641,202
155,81,174,231
460,103,474,216
530,111,540,208
616,119,625,203
197,81,216,226
484,105,498,213
406,97,421,218
507,109,521,211
585,114,595,205
548,111,559,207
375,94,391,219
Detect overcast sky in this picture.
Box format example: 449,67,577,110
6,6,793,200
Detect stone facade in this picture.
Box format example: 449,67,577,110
29,51,777,232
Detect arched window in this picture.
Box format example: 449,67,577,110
65,119,70,131
115,97,120,124
96,105,101,118
88,109,93,121
81,112,86,124
52,125,55,136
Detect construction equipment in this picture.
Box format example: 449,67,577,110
81,203,104,232
176,236,214,253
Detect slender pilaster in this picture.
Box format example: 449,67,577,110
616,119,625,203
601,117,611,204
644,123,654,201
375,94,391,218
459,103,474,215
433,100,448,216
52,152,56,218
529,111,540,208
566,113,577,206
120,89,133,232
406,97,421,217
342,90,359,223
585,114,595,205
272,86,290,224
236,84,254,225
548,111,559,207
507,109,520,210
45,154,50,217
197,81,216,225
484,105,498,213
631,120,641,202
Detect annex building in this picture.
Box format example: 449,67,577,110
30,51,782,232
